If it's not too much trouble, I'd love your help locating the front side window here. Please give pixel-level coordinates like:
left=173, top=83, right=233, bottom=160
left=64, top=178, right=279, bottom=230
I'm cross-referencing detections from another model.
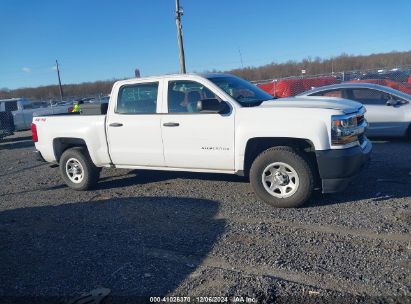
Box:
left=117, top=82, right=158, bottom=114
left=168, top=80, right=218, bottom=113
left=350, top=89, right=389, bottom=105
left=207, top=75, right=272, bottom=107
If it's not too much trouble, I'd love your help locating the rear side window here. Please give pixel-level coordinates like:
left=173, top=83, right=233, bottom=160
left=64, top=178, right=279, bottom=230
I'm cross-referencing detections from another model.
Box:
left=312, top=89, right=343, bottom=98
left=116, top=82, right=158, bottom=114
left=5, top=101, right=18, bottom=112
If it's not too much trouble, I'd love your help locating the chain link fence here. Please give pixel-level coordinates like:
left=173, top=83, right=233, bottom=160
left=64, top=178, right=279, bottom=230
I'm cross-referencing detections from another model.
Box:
left=255, top=66, right=411, bottom=98
left=0, top=111, right=14, bottom=140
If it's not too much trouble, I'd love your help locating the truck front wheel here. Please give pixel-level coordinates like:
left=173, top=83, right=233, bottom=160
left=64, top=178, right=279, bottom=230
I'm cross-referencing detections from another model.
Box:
left=250, top=146, right=314, bottom=208
left=60, top=147, right=100, bottom=191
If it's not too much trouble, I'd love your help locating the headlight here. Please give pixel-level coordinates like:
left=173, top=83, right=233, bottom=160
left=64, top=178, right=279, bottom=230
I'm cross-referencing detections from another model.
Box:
left=331, top=114, right=360, bottom=145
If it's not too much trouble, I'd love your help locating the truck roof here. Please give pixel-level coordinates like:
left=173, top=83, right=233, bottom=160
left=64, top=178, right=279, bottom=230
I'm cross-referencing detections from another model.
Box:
left=113, top=73, right=236, bottom=86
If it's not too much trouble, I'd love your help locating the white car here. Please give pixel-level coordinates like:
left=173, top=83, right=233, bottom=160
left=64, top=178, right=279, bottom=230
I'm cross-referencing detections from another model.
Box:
left=0, top=98, right=40, bottom=131
left=33, top=101, right=73, bottom=117
left=0, top=98, right=73, bottom=130
left=32, top=73, right=371, bottom=208
left=298, top=83, right=411, bottom=139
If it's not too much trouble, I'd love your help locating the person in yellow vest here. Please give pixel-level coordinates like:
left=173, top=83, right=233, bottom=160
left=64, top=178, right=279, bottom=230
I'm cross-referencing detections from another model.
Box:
left=71, top=102, right=81, bottom=113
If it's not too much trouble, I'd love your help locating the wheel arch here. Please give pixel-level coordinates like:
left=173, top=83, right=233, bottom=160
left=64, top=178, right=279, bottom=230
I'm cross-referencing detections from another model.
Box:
left=53, top=137, right=88, bottom=163
left=243, top=137, right=319, bottom=181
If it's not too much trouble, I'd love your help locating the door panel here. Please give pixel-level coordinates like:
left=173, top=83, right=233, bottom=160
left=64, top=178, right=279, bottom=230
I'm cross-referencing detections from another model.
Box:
left=12, top=112, right=25, bottom=131
left=106, top=81, right=165, bottom=167
left=346, top=88, right=407, bottom=137
left=365, top=105, right=407, bottom=137
left=161, top=113, right=235, bottom=170
left=107, top=115, right=164, bottom=166
left=161, top=80, right=235, bottom=170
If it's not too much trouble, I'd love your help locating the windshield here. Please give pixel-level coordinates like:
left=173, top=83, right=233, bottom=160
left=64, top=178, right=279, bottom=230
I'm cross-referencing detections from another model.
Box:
left=207, top=76, right=273, bottom=106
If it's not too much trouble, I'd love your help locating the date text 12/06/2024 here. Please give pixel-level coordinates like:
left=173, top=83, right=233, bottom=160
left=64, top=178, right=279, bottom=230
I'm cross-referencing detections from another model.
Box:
left=149, top=296, right=257, bottom=303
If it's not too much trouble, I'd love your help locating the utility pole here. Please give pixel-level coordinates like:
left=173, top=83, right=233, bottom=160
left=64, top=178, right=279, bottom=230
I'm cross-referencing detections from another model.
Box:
left=238, top=48, right=244, bottom=68
left=56, top=59, right=64, bottom=102
left=175, top=0, right=186, bottom=73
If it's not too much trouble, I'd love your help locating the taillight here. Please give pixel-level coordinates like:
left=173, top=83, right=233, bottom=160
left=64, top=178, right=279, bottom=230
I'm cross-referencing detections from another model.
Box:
left=31, top=123, right=38, bottom=142
left=68, top=107, right=73, bottom=112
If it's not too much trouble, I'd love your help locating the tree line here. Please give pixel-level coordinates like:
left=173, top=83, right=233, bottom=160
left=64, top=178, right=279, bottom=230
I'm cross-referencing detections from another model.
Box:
left=228, top=50, right=411, bottom=81
left=1, top=50, right=411, bottom=100
left=0, top=80, right=116, bottom=101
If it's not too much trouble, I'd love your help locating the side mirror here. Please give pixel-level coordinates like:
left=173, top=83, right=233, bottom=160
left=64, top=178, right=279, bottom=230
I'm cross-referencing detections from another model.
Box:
left=386, top=99, right=400, bottom=107
left=197, top=98, right=229, bottom=113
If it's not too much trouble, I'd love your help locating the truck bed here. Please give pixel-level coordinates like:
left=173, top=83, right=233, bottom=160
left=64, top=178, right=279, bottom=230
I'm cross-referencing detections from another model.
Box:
left=33, top=115, right=111, bottom=166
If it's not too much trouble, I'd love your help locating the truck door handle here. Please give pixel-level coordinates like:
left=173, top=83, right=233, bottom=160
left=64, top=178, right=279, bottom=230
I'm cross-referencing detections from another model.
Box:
left=163, top=122, right=180, bottom=127
left=109, top=122, right=123, bottom=127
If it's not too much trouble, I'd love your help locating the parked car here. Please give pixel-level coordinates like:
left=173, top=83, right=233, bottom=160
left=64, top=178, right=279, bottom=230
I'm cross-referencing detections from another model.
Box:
left=0, top=98, right=40, bottom=131
left=350, top=79, right=411, bottom=95
left=0, top=111, right=15, bottom=140
left=0, top=98, right=74, bottom=128
left=359, top=69, right=410, bottom=83
left=32, top=73, right=371, bottom=208
left=298, top=83, right=411, bottom=139
left=257, top=76, right=340, bottom=98
left=33, top=101, right=73, bottom=117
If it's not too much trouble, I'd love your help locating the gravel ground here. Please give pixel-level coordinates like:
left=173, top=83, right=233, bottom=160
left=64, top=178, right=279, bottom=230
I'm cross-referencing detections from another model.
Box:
left=0, top=131, right=410, bottom=303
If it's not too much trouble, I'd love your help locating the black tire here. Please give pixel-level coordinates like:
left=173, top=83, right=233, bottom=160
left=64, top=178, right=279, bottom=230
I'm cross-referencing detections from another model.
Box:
left=407, top=124, right=411, bottom=141
left=249, top=146, right=314, bottom=208
left=59, top=147, right=100, bottom=191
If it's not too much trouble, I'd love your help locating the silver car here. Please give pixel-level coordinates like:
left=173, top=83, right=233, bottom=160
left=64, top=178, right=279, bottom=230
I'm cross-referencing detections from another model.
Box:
left=298, top=83, right=411, bottom=139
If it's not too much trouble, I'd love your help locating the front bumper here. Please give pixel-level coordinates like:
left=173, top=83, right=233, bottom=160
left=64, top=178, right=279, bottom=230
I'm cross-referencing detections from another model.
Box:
left=315, top=140, right=372, bottom=193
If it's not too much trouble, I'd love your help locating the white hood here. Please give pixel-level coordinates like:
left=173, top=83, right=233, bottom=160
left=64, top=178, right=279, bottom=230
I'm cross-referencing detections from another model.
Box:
left=260, top=96, right=363, bottom=114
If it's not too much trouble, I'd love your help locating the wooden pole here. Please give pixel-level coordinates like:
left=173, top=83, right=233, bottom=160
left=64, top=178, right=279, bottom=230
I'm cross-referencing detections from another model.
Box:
left=56, top=59, right=64, bottom=102
left=175, top=0, right=186, bottom=73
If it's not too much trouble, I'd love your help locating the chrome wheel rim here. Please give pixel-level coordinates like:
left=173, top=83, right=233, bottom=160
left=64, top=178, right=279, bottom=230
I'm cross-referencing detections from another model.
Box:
left=66, top=158, right=84, bottom=184
left=262, top=162, right=299, bottom=198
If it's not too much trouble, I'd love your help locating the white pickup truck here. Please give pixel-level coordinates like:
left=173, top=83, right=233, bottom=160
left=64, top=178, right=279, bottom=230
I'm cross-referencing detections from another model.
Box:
left=0, top=98, right=39, bottom=131
left=32, top=73, right=371, bottom=208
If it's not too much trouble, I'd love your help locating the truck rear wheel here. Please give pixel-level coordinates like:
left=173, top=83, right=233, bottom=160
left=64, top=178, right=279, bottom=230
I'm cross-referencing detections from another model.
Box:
left=60, top=147, right=100, bottom=191
left=249, top=146, right=314, bottom=208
